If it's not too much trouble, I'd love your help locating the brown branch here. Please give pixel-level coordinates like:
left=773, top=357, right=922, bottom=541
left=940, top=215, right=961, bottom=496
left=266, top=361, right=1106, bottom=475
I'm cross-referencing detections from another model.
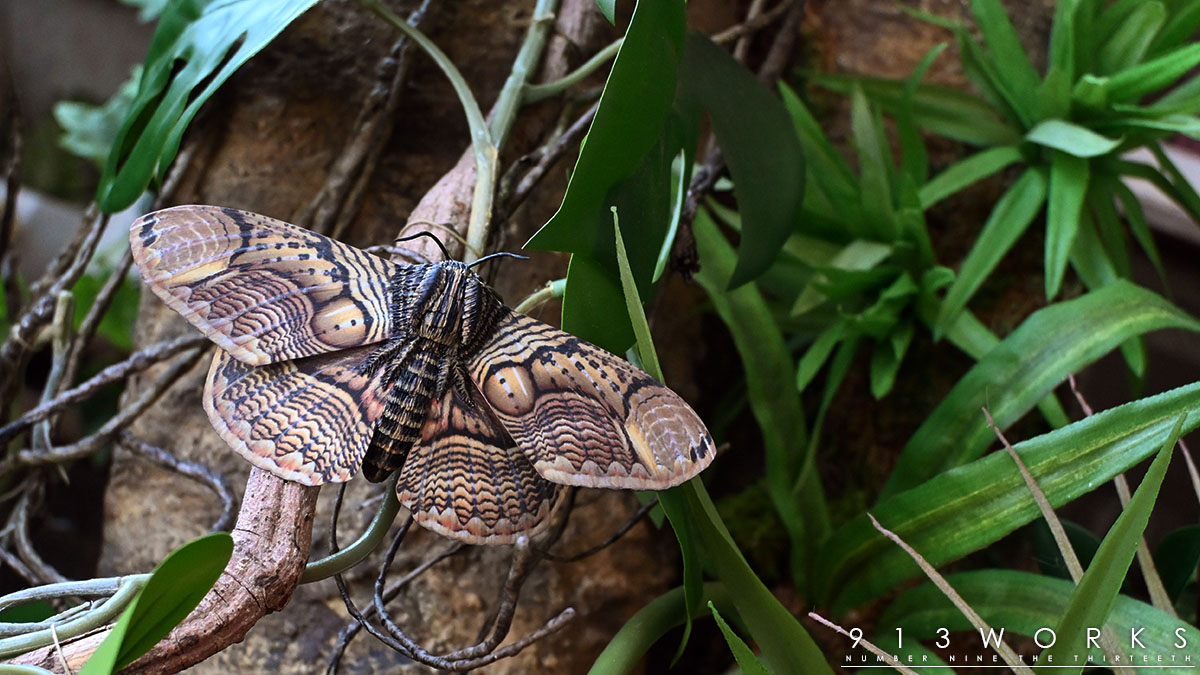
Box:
left=9, top=469, right=321, bottom=672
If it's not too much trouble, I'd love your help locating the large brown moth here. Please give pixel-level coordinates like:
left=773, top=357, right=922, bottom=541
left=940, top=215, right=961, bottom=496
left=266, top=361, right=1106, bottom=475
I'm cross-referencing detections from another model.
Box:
left=130, top=205, right=714, bottom=545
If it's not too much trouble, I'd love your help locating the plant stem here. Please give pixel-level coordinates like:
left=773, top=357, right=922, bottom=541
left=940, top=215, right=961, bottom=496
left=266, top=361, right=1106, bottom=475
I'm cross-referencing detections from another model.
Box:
left=300, top=478, right=401, bottom=583
left=523, top=38, right=622, bottom=104
left=363, top=0, right=562, bottom=263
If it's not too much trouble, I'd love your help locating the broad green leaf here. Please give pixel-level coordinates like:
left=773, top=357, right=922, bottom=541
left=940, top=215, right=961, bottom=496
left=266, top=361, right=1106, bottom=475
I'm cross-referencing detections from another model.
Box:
left=709, top=603, right=769, bottom=675
left=595, top=0, right=615, bottom=24
left=1097, top=1, right=1166, bottom=75
left=880, top=570, right=1200, bottom=664
left=55, top=68, right=141, bottom=168
left=1025, top=119, right=1121, bottom=158
left=528, top=0, right=685, bottom=352
left=1155, top=525, right=1200, bottom=602
left=1107, top=42, right=1200, bottom=102
left=918, top=145, right=1024, bottom=209
left=1036, top=66, right=1071, bottom=120
left=97, top=0, right=322, bottom=212
left=935, top=167, right=1047, bottom=336
left=1044, top=150, right=1088, bottom=299
left=613, top=214, right=700, bottom=658
left=682, top=33, right=805, bottom=288
left=1039, top=417, right=1181, bottom=674
left=889, top=281, right=1199, bottom=497
left=81, top=532, right=232, bottom=674
left=818, top=381, right=1200, bottom=612
left=816, top=75, right=1021, bottom=147
left=969, top=0, right=1041, bottom=124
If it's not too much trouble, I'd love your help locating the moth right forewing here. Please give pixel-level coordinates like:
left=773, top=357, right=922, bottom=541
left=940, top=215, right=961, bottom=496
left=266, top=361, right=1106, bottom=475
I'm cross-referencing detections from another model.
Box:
left=468, top=312, right=715, bottom=491
left=204, top=345, right=389, bottom=485
left=131, top=205, right=398, bottom=366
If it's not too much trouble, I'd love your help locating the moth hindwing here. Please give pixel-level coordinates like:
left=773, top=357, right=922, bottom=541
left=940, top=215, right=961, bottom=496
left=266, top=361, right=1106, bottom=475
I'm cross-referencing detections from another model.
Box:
left=131, top=205, right=716, bottom=545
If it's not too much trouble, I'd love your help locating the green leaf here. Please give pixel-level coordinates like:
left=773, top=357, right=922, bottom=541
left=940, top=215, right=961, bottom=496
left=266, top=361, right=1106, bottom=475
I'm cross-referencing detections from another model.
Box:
left=869, top=320, right=914, bottom=400
left=1039, top=416, right=1181, bottom=674
left=694, top=210, right=828, bottom=578
left=934, top=167, right=1047, bottom=336
left=709, top=603, right=770, bottom=675
left=595, top=0, right=615, bottom=24
left=1032, top=518, right=1100, bottom=580
left=589, top=583, right=731, bottom=675
left=681, top=33, right=805, bottom=288
left=528, top=0, right=685, bottom=352
left=54, top=68, right=142, bottom=168
left=1149, top=0, right=1200, bottom=56
left=1097, top=0, right=1166, bottom=75
left=880, top=570, right=1200, bottom=664
left=778, top=82, right=859, bottom=217
left=1155, top=525, right=1200, bottom=602
left=1044, top=150, right=1088, bottom=299
left=97, top=0, right=322, bottom=212
left=1025, top=119, right=1121, bottom=158
left=918, top=145, right=1024, bottom=209
left=613, top=212, right=700, bottom=659
left=683, top=481, right=832, bottom=675
left=969, top=0, right=1041, bottom=124
left=899, top=44, right=947, bottom=184
left=1047, top=0, right=1080, bottom=80
left=850, top=86, right=896, bottom=240
left=889, top=281, right=1200, bottom=498
left=795, top=322, right=847, bottom=394
left=81, top=532, right=232, bottom=674
left=1107, top=42, right=1200, bottom=102
left=818, top=381, right=1200, bottom=612
left=817, top=74, right=1021, bottom=147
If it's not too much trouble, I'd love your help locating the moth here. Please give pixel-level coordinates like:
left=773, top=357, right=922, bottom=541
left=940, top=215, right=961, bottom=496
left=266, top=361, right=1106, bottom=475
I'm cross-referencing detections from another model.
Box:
left=129, top=205, right=714, bottom=545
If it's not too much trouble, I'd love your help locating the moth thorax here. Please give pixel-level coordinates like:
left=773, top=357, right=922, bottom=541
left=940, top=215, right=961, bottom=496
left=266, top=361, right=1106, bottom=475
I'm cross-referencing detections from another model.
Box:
left=397, top=262, right=497, bottom=347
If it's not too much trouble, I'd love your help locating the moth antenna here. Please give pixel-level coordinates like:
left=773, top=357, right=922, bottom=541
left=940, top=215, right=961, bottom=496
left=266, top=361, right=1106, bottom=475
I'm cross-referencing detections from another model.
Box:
left=394, top=231, right=452, bottom=261
left=467, top=251, right=529, bottom=269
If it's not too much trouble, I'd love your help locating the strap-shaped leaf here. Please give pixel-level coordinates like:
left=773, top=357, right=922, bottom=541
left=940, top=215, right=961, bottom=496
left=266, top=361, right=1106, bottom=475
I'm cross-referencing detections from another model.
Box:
left=819, top=380, right=1200, bottom=613
left=887, top=281, right=1199, bottom=498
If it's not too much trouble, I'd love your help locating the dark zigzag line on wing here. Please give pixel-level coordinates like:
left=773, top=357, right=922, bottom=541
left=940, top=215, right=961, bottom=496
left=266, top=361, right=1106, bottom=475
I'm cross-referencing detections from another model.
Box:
left=410, top=441, right=523, bottom=526
left=191, top=280, right=389, bottom=344
left=223, top=208, right=389, bottom=336
left=222, top=354, right=362, bottom=428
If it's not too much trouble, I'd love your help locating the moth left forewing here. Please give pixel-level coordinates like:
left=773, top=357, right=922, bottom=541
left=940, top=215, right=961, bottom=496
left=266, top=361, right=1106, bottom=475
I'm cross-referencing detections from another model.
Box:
left=398, top=386, right=561, bottom=545
left=132, top=205, right=397, bottom=366
left=205, top=345, right=388, bottom=485
left=469, top=312, right=714, bottom=490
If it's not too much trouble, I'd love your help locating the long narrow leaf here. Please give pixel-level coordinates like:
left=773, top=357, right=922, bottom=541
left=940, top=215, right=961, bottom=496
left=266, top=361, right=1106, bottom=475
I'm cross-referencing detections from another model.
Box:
left=969, top=0, right=1041, bottom=124
left=819, top=382, right=1200, bottom=612
left=1039, top=417, right=1182, bottom=674
left=890, top=281, right=1199, bottom=498
left=1107, top=42, right=1200, bottom=102
left=919, top=146, right=1024, bottom=209
left=880, top=570, right=1200, bottom=664
left=1044, top=151, right=1089, bottom=298
left=935, top=167, right=1047, bottom=337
